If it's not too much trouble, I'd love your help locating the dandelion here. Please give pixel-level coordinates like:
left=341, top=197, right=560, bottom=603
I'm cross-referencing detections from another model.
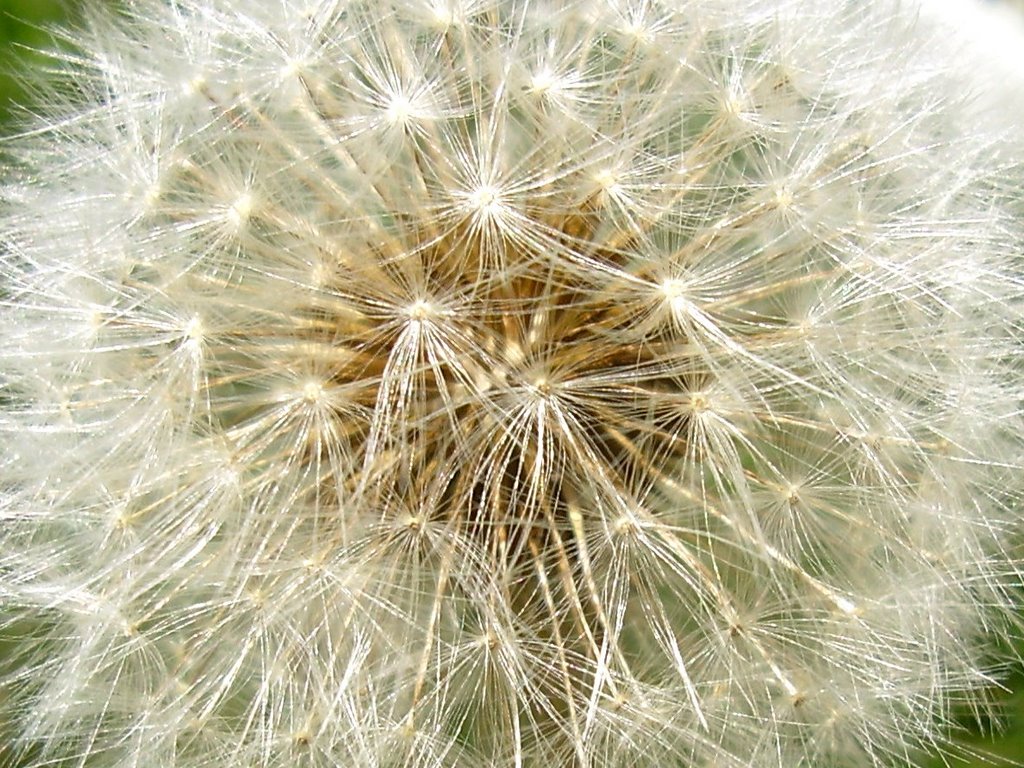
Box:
left=1, top=1, right=1022, bottom=766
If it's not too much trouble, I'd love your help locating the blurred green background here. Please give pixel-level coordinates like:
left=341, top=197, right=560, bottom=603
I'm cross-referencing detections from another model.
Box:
left=0, top=0, right=74, bottom=120
left=1, top=1, right=1022, bottom=766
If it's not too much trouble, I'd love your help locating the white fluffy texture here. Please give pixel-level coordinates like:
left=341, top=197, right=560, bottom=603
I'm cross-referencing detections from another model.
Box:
left=1, top=1, right=1023, bottom=766
left=919, top=0, right=1024, bottom=112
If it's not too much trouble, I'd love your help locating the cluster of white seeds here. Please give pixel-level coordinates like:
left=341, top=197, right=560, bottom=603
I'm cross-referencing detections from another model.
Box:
left=1, top=1, right=1023, bottom=766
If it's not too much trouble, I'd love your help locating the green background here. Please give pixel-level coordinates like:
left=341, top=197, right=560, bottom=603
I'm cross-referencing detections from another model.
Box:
left=1, top=2, right=1022, bottom=766
left=0, top=0, right=72, bottom=120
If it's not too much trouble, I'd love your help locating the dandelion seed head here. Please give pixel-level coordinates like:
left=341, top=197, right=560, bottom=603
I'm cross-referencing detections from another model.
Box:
left=1, top=1, right=1022, bottom=767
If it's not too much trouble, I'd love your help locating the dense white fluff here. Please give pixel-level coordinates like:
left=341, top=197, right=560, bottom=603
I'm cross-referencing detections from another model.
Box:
left=1, top=1, right=1023, bottom=766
